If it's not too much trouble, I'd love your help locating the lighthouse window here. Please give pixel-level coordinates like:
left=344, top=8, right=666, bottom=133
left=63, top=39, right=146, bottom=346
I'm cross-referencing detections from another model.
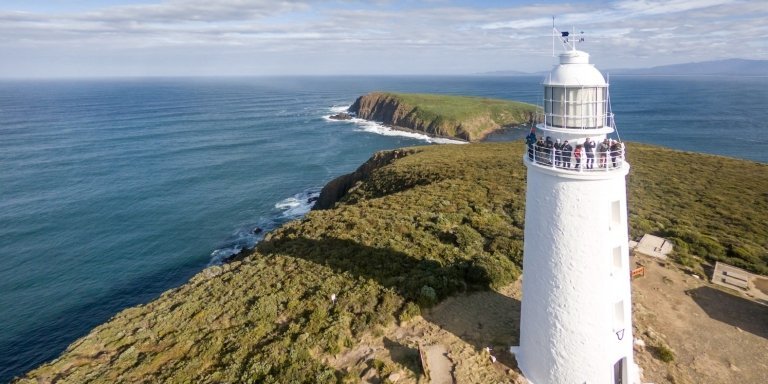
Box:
left=597, top=88, right=607, bottom=127
left=552, top=87, right=565, bottom=127
left=614, top=300, right=625, bottom=329
left=566, top=88, right=581, bottom=128
left=613, top=246, right=623, bottom=269
left=545, top=86, right=609, bottom=129
left=611, top=200, right=621, bottom=228
left=545, top=87, right=553, bottom=114
left=614, top=358, right=626, bottom=384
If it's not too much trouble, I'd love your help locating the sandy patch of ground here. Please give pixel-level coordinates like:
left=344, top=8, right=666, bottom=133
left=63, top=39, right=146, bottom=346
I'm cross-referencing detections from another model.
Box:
left=327, top=283, right=526, bottom=383
left=329, top=256, right=768, bottom=383
left=631, top=255, right=768, bottom=383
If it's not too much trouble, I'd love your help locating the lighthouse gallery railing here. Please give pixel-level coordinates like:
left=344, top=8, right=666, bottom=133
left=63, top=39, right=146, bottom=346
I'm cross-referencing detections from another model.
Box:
left=526, top=144, right=627, bottom=171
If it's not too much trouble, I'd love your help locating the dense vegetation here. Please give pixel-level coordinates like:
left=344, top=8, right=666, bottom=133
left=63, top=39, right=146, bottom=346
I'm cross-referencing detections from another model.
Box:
left=626, top=145, right=768, bottom=275
left=350, top=92, right=539, bottom=141
left=17, top=142, right=767, bottom=383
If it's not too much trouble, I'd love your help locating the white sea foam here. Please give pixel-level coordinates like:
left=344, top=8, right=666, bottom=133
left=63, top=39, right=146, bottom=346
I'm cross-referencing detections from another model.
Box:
left=329, top=104, right=351, bottom=114
left=208, top=187, right=321, bottom=265
left=325, top=105, right=466, bottom=145
left=275, top=188, right=321, bottom=218
left=349, top=117, right=467, bottom=144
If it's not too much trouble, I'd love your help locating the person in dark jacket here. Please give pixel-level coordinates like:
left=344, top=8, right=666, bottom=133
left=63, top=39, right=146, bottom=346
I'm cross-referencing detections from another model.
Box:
left=544, top=136, right=554, bottom=165
left=598, top=139, right=610, bottom=168
left=561, top=140, right=573, bottom=168
left=583, top=137, right=596, bottom=169
left=554, top=139, right=563, bottom=167
left=526, top=131, right=537, bottom=161
left=535, top=136, right=545, bottom=164
left=611, top=139, right=624, bottom=167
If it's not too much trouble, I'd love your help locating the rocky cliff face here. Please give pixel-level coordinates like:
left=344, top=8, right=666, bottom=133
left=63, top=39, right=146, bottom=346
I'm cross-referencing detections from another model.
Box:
left=314, top=148, right=416, bottom=210
left=349, top=92, right=537, bottom=142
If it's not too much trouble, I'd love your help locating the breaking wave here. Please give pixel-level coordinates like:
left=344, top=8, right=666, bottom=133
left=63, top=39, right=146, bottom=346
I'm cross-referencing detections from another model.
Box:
left=208, top=187, right=321, bottom=265
left=324, top=105, right=467, bottom=145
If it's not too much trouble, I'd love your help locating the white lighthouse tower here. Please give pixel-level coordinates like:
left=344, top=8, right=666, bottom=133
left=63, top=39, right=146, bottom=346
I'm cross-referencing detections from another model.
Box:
left=514, top=31, right=638, bottom=384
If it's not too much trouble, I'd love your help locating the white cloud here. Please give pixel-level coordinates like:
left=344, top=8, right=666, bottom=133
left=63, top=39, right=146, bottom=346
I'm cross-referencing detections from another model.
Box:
left=614, top=0, right=737, bottom=16
left=0, top=0, right=765, bottom=77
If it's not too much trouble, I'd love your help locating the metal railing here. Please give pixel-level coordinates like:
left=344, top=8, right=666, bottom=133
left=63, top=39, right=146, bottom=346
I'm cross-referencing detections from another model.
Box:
left=525, top=143, right=626, bottom=172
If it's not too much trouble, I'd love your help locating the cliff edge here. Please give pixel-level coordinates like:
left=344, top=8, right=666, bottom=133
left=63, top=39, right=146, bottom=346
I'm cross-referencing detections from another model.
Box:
left=349, top=92, right=539, bottom=142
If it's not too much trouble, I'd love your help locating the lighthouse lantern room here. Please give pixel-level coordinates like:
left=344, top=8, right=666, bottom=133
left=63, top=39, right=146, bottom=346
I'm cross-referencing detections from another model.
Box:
left=513, top=29, right=639, bottom=384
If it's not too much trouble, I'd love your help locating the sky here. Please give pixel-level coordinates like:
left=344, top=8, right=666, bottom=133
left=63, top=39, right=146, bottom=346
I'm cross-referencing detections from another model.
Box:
left=0, top=0, right=766, bottom=77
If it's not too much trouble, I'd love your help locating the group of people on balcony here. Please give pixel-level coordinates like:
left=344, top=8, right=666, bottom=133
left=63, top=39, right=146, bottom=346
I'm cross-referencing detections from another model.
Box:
left=525, top=131, right=625, bottom=170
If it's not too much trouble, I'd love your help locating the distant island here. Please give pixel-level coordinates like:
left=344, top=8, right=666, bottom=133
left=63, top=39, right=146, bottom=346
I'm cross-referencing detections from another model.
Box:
left=338, top=92, right=539, bottom=142
left=478, top=58, right=768, bottom=77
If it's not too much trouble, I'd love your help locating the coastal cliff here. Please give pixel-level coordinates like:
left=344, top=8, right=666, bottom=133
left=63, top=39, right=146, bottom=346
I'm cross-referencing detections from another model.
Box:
left=15, top=143, right=768, bottom=383
left=349, top=92, right=539, bottom=142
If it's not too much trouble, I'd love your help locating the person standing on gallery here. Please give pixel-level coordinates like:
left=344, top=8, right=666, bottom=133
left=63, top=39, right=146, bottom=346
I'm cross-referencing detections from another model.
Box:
left=598, top=139, right=610, bottom=168
left=544, top=136, right=554, bottom=165
left=610, top=139, right=619, bottom=167
left=526, top=130, right=537, bottom=161
left=554, top=139, right=563, bottom=167
left=561, top=140, right=573, bottom=168
left=583, top=137, right=596, bottom=169
left=535, top=136, right=545, bottom=164
left=574, top=144, right=583, bottom=169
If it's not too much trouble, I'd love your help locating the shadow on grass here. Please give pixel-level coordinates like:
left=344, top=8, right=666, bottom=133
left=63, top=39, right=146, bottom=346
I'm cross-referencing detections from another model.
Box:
left=686, top=286, right=768, bottom=339
left=256, top=235, right=521, bottom=352
left=382, top=337, right=422, bottom=377
left=423, top=291, right=520, bottom=367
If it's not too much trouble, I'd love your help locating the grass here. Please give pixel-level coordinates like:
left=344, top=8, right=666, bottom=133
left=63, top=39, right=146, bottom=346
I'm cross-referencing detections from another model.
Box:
left=650, top=344, right=676, bottom=363
left=17, top=142, right=767, bottom=383
left=386, top=92, right=537, bottom=125
left=626, top=144, right=768, bottom=275
left=353, top=92, right=540, bottom=141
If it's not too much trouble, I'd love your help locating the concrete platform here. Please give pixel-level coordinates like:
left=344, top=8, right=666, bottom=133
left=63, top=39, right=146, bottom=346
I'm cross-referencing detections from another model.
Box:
left=712, top=261, right=768, bottom=306
left=632, top=234, right=673, bottom=260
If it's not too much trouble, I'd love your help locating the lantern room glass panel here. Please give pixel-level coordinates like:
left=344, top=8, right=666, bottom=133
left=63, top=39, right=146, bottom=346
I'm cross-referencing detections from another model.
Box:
left=544, top=86, right=607, bottom=129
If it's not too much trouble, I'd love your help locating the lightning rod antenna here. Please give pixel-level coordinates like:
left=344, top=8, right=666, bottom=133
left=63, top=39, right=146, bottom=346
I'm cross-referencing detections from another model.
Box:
left=552, top=16, right=556, bottom=57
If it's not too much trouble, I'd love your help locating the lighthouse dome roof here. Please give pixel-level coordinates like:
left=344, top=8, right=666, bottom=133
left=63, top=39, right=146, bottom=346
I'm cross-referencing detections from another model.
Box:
left=544, top=50, right=606, bottom=87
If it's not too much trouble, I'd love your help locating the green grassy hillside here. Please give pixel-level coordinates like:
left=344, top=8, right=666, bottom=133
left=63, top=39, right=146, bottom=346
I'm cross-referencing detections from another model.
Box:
left=350, top=92, right=540, bottom=141
left=17, top=142, right=767, bottom=383
left=627, top=146, right=768, bottom=274
left=390, top=93, right=535, bottom=126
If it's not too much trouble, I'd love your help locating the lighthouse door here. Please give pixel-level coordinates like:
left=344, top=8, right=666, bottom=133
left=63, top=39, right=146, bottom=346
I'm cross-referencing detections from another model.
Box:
left=613, top=357, right=625, bottom=384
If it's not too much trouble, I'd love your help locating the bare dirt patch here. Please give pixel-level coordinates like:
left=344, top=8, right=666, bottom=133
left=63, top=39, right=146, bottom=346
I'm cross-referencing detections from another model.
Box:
left=632, top=255, right=768, bottom=383
left=330, top=256, right=768, bottom=383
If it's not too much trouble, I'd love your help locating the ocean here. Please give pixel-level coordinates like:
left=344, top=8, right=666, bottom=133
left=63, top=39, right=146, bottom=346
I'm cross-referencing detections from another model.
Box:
left=0, top=75, right=766, bottom=381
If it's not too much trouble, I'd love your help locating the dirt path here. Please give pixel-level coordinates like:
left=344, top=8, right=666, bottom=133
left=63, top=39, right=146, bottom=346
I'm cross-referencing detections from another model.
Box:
left=423, top=344, right=453, bottom=384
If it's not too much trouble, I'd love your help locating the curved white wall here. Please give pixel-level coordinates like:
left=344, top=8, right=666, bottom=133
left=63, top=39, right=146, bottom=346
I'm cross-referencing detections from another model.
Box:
left=518, top=161, right=636, bottom=383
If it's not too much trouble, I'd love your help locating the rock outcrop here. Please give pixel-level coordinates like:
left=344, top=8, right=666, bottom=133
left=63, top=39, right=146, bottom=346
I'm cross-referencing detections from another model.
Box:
left=328, top=112, right=353, bottom=120
left=314, top=148, right=416, bottom=210
left=348, top=92, right=539, bottom=142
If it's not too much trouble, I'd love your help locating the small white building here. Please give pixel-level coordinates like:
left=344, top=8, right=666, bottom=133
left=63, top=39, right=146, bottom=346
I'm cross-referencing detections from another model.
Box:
left=513, top=32, right=639, bottom=384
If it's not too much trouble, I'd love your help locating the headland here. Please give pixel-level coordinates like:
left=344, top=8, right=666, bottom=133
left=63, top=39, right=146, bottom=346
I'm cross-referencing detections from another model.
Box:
left=344, top=92, right=540, bottom=142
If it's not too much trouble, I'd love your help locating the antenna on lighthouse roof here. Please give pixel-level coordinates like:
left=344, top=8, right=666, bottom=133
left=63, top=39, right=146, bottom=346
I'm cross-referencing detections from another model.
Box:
left=551, top=16, right=556, bottom=57
left=552, top=20, right=586, bottom=53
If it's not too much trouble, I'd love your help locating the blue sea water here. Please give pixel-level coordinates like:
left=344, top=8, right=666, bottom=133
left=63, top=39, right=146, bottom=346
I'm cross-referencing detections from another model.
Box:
left=0, top=76, right=766, bottom=381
